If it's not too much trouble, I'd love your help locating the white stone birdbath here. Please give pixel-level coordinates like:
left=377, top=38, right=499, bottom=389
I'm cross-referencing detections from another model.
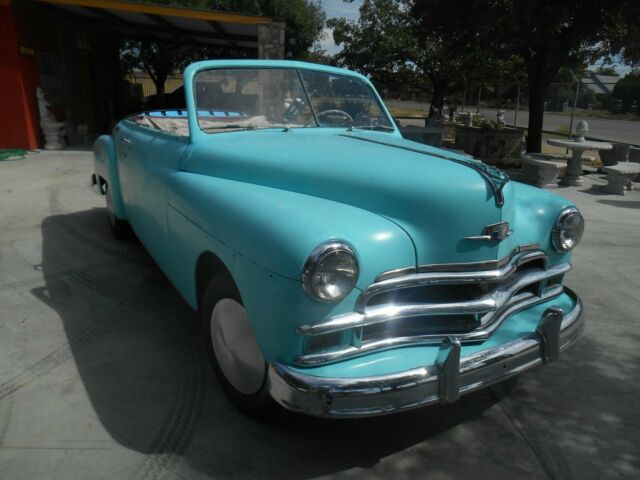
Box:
left=546, top=121, right=612, bottom=186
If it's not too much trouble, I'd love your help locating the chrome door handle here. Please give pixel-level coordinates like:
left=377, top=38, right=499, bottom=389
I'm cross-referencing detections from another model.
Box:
left=120, top=137, right=131, bottom=144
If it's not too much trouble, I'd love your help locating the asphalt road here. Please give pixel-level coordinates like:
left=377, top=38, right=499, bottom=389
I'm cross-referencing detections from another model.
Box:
left=386, top=99, right=640, bottom=145
left=0, top=150, right=639, bottom=479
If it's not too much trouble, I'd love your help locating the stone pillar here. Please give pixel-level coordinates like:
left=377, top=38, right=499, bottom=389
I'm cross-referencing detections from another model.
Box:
left=258, top=22, right=285, bottom=59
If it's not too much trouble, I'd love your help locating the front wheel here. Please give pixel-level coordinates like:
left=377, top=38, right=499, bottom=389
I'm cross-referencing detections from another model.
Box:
left=201, top=273, right=276, bottom=416
left=104, top=183, right=133, bottom=241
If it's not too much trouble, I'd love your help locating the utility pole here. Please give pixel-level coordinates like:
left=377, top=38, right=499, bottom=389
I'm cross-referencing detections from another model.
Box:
left=568, top=71, right=580, bottom=139
left=514, top=82, right=520, bottom=128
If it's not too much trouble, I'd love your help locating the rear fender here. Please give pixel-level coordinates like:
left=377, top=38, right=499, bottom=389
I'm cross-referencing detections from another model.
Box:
left=92, top=134, right=126, bottom=219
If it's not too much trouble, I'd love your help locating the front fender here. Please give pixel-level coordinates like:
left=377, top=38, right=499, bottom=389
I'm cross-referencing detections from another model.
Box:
left=498, top=181, right=576, bottom=266
left=167, top=172, right=416, bottom=290
left=164, top=172, right=416, bottom=363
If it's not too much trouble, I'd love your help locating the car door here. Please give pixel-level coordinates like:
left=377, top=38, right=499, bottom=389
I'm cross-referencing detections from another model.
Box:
left=112, top=122, right=142, bottom=228
left=134, top=126, right=190, bottom=270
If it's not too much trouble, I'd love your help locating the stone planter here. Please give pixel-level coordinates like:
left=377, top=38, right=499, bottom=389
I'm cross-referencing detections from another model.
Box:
left=599, top=143, right=632, bottom=166
left=400, top=125, right=444, bottom=147
left=628, top=147, right=640, bottom=182
left=454, top=125, right=524, bottom=166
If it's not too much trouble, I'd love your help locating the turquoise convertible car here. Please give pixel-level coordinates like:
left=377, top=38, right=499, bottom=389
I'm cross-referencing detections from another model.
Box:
left=92, top=60, right=584, bottom=418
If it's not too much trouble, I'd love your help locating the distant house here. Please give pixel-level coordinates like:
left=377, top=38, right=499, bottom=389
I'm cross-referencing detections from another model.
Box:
left=581, top=74, right=621, bottom=96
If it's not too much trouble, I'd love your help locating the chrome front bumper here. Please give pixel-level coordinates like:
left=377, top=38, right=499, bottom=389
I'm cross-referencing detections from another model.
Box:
left=267, top=289, right=583, bottom=418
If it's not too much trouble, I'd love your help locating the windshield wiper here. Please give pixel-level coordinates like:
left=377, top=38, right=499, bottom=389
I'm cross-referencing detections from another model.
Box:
left=351, top=125, right=395, bottom=132
left=202, top=124, right=256, bottom=132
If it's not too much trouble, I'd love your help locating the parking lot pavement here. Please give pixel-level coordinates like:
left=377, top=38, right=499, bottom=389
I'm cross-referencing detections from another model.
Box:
left=0, top=149, right=638, bottom=480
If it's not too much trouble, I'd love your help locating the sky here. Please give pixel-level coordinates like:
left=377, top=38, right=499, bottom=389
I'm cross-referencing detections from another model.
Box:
left=317, top=0, right=362, bottom=55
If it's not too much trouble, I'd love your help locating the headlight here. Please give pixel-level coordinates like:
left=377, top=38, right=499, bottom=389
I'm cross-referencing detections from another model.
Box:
left=302, top=241, right=359, bottom=303
left=552, top=207, right=584, bottom=252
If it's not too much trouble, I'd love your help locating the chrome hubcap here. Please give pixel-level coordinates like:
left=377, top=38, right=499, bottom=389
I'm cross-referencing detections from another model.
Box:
left=210, top=299, right=265, bottom=395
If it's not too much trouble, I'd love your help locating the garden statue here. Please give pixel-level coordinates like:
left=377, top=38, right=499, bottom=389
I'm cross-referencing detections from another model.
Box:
left=575, top=120, right=588, bottom=142
left=496, top=109, right=506, bottom=128
left=36, top=87, right=64, bottom=150
left=427, top=107, right=441, bottom=126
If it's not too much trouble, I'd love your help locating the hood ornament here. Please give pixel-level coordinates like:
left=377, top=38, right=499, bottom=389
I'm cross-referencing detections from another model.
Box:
left=465, top=222, right=512, bottom=241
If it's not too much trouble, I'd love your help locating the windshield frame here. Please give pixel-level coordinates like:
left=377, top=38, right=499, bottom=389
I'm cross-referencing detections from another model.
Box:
left=190, top=66, right=396, bottom=135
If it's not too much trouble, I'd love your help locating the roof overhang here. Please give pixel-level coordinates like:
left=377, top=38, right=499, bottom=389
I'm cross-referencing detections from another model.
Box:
left=33, top=0, right=273, bottom=50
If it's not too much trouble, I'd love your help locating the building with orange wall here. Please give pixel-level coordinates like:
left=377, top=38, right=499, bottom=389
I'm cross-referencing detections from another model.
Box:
left=0, top=0, right=282, bottom=150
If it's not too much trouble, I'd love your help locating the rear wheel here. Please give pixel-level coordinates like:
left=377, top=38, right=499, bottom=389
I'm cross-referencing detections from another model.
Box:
left=104, top=182, right=133, bottom=241
left=201, top=273, right=276, bottom=416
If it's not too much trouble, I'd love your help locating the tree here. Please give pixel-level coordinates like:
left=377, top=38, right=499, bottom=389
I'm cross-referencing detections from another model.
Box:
left=120, top=1, right=325, bottom=98
left=130, top=0, right=325, bottom=58
left=411, top=0, right=640, bottom=152
left=595, top=66, right=619, bottom=76
left=329, top=0, right=516, bottom=117
left=612, top=71, right=640, bottom=114
left=329, top=1, right=415, bottom=90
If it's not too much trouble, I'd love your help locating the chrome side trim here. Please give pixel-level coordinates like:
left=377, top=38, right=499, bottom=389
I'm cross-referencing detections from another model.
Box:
left=268, top=289, right=583, bottom=418
left=464, top=221, right=512, bottom=242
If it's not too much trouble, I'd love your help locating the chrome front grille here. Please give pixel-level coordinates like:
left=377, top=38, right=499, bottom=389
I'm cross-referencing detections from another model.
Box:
left=296, top=248, right=569, bottom=366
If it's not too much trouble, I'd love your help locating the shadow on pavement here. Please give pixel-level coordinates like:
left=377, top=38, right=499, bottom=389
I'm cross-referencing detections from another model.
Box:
left=35, top=208, right=516, bottom=479
left=577, top=184, right=610, bottom=196
left=597, top=199, right=640, bottom=209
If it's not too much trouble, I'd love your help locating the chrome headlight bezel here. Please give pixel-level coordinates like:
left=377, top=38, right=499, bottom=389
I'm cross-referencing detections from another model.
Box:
left=552, top=206, right=584, bottom=252
left=302, top=241, right=359, bottom=303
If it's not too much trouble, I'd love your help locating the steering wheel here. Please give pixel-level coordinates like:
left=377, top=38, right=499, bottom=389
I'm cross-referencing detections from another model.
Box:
left=317, top=109, right=354, bottom=126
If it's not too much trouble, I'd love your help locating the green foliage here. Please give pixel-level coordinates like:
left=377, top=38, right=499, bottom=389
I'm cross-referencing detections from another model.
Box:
left=120, top=40, right=247, bottom=94
left=301, top=46, right=336, bottom=66
left=595, top=66, right=620, bottom=76
left=411, top=0, right=640, bottom=151
left=612, top=71, right=640, bottom=113
left=120, top=0, right=326, bottom=93
left=128, top=0, right=325, bottom=58
left=329, top=0, right=522, bottom=116
left=328, top=0, right=415, bottom=88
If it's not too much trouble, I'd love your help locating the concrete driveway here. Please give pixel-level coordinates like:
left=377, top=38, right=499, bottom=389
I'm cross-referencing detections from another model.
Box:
left=0, top=150, right=638, bottom=480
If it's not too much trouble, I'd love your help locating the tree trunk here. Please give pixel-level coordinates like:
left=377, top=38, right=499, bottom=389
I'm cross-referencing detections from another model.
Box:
left=526, top=83, right=547, bottom=153
left=525, top=62, right=555, bottom=153
left=429, top=81, right=446, bottom=119
left=154, top=74, right=167, bottom=99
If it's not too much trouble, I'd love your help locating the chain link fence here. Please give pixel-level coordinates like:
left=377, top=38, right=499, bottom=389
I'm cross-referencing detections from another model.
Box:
left=389, top=79, right=640, bottom=146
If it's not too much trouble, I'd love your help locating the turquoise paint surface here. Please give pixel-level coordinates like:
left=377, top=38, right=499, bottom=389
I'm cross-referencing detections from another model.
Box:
left=92, top=59, right=580, bottom=369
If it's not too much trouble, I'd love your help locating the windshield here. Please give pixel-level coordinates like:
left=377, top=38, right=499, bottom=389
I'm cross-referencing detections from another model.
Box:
left=193, top=68, right=393, bottom=133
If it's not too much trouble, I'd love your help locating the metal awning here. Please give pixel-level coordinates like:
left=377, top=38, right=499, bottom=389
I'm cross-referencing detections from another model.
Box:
left=34, top=0, right=273, bottom=51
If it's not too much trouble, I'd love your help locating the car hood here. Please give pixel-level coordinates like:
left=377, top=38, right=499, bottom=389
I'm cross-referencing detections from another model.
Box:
left=185, top=129, right=551, bottom=267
